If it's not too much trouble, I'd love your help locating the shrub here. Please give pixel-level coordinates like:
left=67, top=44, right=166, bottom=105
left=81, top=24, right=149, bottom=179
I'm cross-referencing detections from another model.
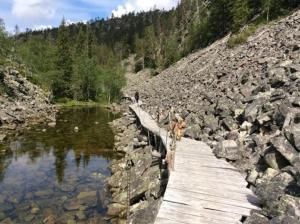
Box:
left=134, top=59, right=144, bottom=73
left=227, top=24, right=258, bottom=48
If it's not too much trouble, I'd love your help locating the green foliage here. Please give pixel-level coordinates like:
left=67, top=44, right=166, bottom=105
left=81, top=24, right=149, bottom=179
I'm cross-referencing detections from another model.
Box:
left=143, top=26, right=157, bottom=69
left=0, top=70, right=14, bottom=96
left=164, top=34, right=181, bottom=68
left=184, top=17, right=211, bottom=53
left=231, top=0, right=250, bottom=32
left=134, top=58, right=144, bottom=73
left=1, top=0, right=298, bottom=104
left=100, top=67, right=126, bottom=103
left=208, top=0, right=233, bottom=39
left=0, top=18, right=11, bottom=63
left=55, top=18, right=73, bottom=98
left=227, top=24, right=259, bottom=48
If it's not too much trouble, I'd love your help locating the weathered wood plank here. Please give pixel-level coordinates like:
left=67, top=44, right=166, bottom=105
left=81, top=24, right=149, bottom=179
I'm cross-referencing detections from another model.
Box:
left=167, top=180, right=254, bottom=196
left=159, top=201, right=241, bottom=222
left=157, top=210, right=236, bottom=224
left=164, top=188, right=260, bottom=209
left=170, top=172, right=247, bottom=187
left=171, top=170, right=248, bottom=185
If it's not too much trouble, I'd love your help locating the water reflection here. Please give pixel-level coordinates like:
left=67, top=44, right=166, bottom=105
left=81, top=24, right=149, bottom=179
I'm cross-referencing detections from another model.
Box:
left=0, top=107, right=120, bottom=223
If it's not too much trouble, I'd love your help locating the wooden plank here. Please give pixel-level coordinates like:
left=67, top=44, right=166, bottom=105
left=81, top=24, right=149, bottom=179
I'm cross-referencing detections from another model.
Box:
left=172, top=166, right=246, bottom=180
left=157, top=210, right=235, bottom=224
left=168, top=175, right=248, bottom=192
left=160, top=201, right=240, bottom=221
left=166, top=186, right=257, bottom=203
left=155, top=217, right=189, bottom=224
left=164, top=188, right=260, bottom=209
left=159, top=201, right=241, bottom=222
left=173, top=160, right=239, bottom=171
left=162, top=195, right=252, bottom=216
left=168, top=172, right=247, bottom=187
left=167, top=179, right=254, bottom=196
left=170, top=169, right=248, bottom=185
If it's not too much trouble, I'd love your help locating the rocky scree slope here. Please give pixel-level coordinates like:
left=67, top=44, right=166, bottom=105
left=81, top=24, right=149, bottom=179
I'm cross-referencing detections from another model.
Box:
left=0, top=66, right=55, bottom=138
left=127, top=10, right=300, bottom=223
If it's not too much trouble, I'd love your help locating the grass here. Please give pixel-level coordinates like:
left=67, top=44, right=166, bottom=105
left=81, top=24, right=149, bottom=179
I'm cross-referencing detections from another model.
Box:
left=227, top=11, right=292, bottom=48
left=227, top=24, right=261, bottom=48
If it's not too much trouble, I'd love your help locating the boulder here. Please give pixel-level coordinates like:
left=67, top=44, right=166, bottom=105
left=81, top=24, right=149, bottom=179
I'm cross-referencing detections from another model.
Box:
left=284, top=123, right=300, bottom=152
left=270, top=136, right=299, bottom=165
left=221, top=117, right=238, bottom=131
left=244, top=99, right=264, bottom=123
left=213, top=140, right=240, bottom=161
left=0, top=134, right=6, bottom=142
left=270, top=216, right=300, bottom=224
left=247, top=168, right=259, bottom=185
left=107, top=203, right=126, bottom=217
left=257, top=172, right=294, bottom=217
left=244, top=213, right=269, bottom=224
left=264, top=151, right=290, bottom=170
left=48, top=122, right=56, bottom=128
left=184, top=124, right=202, bottom=140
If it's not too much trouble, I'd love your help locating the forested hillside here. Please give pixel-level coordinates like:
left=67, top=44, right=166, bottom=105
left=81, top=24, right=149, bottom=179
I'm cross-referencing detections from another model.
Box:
left=0, top=0, right=299, bottom=103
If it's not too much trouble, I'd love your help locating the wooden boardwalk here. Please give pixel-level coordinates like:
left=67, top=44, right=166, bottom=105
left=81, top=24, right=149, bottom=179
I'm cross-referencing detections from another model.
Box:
left=130, top=104, right=260, bottom=224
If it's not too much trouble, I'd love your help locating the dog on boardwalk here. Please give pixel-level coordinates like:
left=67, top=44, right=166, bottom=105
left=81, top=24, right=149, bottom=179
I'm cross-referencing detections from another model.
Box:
left=169, top=113, right=186, bottom=141
left=167, top=113, right=186, bottom=171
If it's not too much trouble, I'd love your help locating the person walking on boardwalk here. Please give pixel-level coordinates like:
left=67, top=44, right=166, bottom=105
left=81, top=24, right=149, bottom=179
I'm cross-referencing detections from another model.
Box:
left=135, top=91, right=139, bottom=104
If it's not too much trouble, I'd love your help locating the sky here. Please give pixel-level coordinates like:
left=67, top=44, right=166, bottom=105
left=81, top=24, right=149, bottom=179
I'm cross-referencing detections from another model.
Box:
left=0, top=0, right=179, bottom=33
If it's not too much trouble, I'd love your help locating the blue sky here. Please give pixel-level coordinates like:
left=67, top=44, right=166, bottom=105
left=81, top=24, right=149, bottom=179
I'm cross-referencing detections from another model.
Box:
left=0, top=0, right=179, bottom=32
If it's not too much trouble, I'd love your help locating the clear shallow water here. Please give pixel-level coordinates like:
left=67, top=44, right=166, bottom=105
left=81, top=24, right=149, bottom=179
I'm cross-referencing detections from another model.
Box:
left=0, top=107, right=120, bottom=224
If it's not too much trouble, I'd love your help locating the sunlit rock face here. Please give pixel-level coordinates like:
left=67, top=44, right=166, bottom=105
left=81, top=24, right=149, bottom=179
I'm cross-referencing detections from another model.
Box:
left=125, top=10, right=300, bottom=223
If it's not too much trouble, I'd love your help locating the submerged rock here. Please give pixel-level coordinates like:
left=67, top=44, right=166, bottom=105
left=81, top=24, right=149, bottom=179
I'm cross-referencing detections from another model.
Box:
left=48, top=122, right=56, bottom=128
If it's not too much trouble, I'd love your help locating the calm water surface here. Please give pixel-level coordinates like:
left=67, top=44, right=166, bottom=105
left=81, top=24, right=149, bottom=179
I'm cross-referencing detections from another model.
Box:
left=0, top=107, right=120, bottom=224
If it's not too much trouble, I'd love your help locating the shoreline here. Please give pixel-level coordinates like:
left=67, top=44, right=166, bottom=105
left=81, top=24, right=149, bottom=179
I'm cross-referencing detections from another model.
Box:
left=107, top=101, right=168, bottom=224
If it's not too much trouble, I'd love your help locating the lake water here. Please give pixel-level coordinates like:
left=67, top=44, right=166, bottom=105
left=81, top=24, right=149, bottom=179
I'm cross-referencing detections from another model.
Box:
left=0, top=107, right=120, bottom=224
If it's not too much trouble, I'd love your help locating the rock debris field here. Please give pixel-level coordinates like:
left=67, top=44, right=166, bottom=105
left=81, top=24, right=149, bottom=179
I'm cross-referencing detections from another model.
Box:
left=127, top=10, right=300, bottom=224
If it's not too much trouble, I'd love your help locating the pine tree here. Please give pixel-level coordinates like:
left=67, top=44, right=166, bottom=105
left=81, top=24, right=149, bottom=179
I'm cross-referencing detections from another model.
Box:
left=143, top=26, right=157, bottom=68
left=53, top=18, right=73, bottom=99
left=75, top=26, right=86, bottom=56
left=231, top=0, right=250, bottom=32
left=262, top=0, right=273, bottom=21
left=0, top=18, right=7, bottom=59
left=87, top=24, right=96, bottom=59
left=164, top=34, right=180, bottom=68
left=208, top=0, right=233, bottom=39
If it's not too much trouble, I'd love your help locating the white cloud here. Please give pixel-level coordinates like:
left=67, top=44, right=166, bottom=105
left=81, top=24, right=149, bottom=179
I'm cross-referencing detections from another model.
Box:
left=12, top=0, right=56, bottom=20
left=112, top=0, right=179, bottom=17
left=33, top=24, right=53, bottom=31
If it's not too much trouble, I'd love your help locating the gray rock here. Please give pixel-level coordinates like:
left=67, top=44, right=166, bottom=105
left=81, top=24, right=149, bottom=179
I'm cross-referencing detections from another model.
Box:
left=264, top=151, right=290, bottom=170
left=107, top=203, right=126, bottom=217
left=0, top=134, right=6, bottom=142
left=245, top=213, right=269, bottom=224
left=184, top=124, right=202, bottom=140
left=48, top=122, right=56, bottom=128
left=247, top=168, right=259, bottom=185
left=271, top=136, right=299, bottom=165
left=63, top=200, right=81, bottom=211
left=257, top=172, right=294, bottom=217
left=284, top=123, right=300, bottom=152
left=214, top=140, right=240, bottom=161
left=221, top=117, right=238, bottom=131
